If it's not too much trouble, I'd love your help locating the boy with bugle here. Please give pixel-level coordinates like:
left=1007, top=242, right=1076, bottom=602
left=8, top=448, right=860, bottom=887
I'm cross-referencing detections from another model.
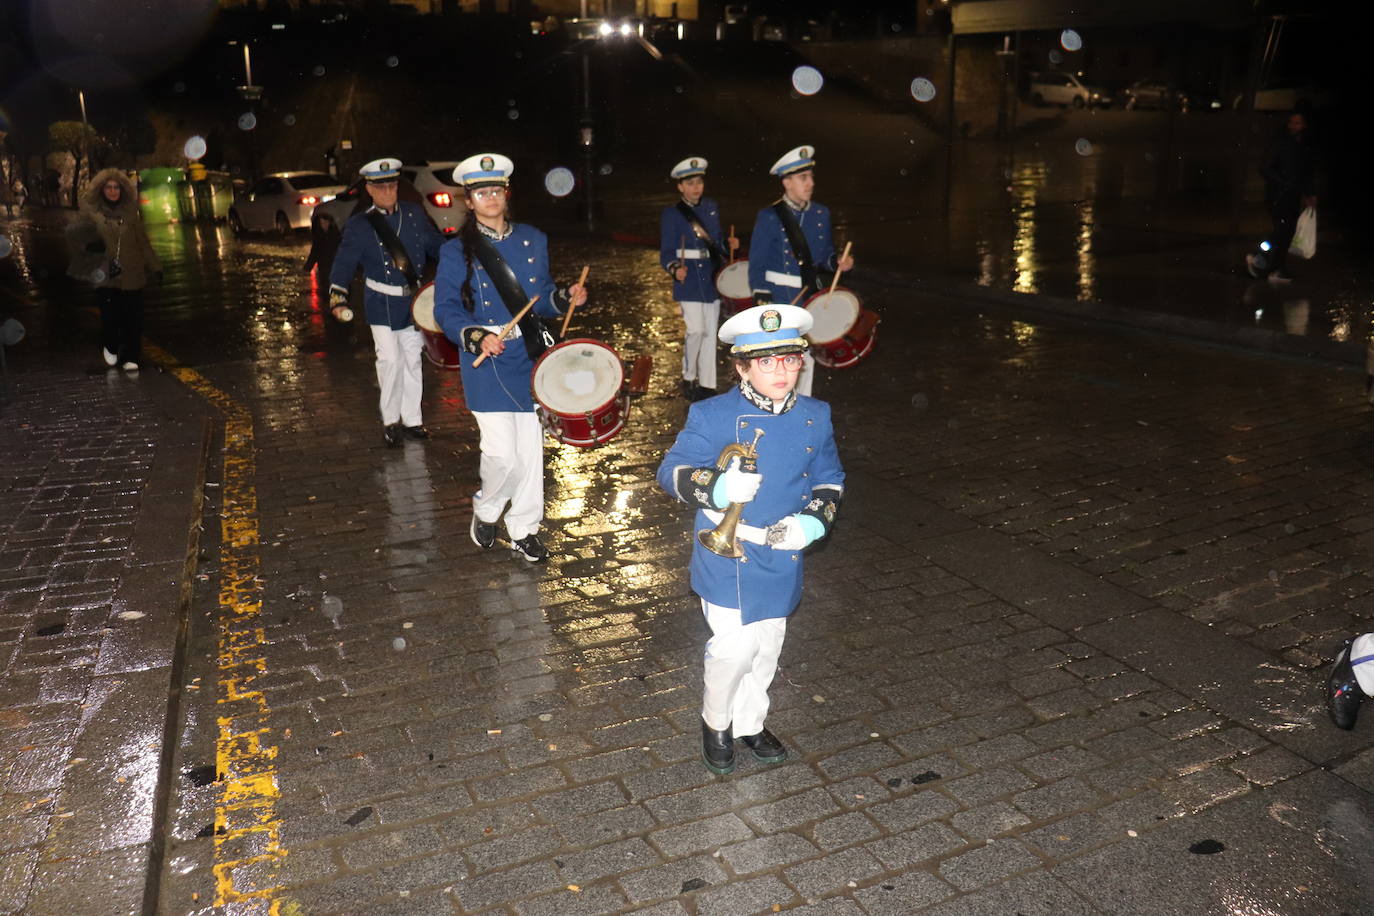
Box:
left=656, top=304, right=844, bottom=775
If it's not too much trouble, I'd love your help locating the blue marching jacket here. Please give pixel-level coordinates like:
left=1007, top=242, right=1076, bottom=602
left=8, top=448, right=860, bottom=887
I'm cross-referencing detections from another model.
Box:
left=657, top=387, right=844, bottom=623
left=328, top=202, right=445, bottom=330
left=660, top=197, right=725, bottom=304
left=747, top=201, right=837, bottom=305
left=433, top=223, right=566, bottom=413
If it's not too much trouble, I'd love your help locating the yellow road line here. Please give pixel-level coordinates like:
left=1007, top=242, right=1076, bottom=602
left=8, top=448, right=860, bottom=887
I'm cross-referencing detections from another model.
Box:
left=144, top=343, right=287, bottom=911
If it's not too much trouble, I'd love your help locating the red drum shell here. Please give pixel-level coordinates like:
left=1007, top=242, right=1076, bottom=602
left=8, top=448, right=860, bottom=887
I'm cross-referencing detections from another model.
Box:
left=531, top=338, right=629, bottom=447
left=803, top=287, right=879, bottom=370
left=410, top=282, right=461, bottom=370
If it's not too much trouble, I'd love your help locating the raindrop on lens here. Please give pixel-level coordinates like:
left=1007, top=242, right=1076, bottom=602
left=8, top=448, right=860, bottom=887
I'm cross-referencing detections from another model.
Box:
left=598, top=163, right=613, bottom=175
left=675, top=85, right=684, bottom=93
left=173, top=81, right=186, bottom=93
left=385, top=55, right=399, bottom=68
left=899, top=168, right=908, bottom=176
left=321, top=593, right=343, bottom=619
left=507, top=98, right=516, bottom=106
left=91, top=269, right=106, bottom=283
left=183, top=135, right=207, bottom=160
left=0, top=237, right=12, bottom=259
left=544, top=167, right=575, bottom=198
left=1060, top=29, right=1082, bottom=52
left=911, top=392, right=929, bottom=410
left=283, top=114, right=296, bottom=126
left=910, top=77, right=936, bottom=103
left=507, top=108, right=519, bottom=120
left=1074, top=138, right=1093, bottom=156
left=312, top=64, right=325, bottom=76
left=392, top=637, right=407, bottom=651
left=237, top=112, right=257, bottom=131
left=1048, top=49, right=1063, bottom=65
left=790, top=65, right=824, bottom=96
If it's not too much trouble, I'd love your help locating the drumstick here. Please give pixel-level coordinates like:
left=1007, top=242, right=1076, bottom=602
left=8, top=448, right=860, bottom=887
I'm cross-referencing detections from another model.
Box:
left=560, top=265, right=590, bottom=337
left=789, top=286, right=809, bottom=306
left=827, top=242, right=853, bottom=296
left=473, top=295, right=540, bottom=367
left=728, top=225, right=736, bottom=263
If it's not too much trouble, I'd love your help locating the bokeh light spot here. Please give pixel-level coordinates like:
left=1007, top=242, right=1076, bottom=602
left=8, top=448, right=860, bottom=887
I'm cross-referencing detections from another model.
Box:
left=1075, top=138, right=1093, bottom=156
left=791, top=65, right=824, bottom=96
left=544, top=167, right=575, bottom=198
left=182, top=135, right=207, bottom=160
left=910, top=77, right=936, bottom=103
left=1060, top=29, right=1082, bottom=52
left=237, top=112, right=257, bottom=131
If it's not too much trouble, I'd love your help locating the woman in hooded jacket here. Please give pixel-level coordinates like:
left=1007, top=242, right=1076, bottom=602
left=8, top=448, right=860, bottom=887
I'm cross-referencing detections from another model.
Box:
left=81, top=168, right=160, bottom=370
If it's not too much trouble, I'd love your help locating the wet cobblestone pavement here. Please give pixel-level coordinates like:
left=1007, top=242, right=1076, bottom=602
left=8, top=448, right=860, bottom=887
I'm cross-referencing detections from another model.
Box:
left=3, top=218, right=1374, bottom=915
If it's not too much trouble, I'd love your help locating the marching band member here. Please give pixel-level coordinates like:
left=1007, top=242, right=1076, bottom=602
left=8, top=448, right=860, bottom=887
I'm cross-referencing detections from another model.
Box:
left=656, top=304, right=844, bottom=774
left=747, top=145, right=854, bottom=397
left=1327, top=635, right=1374, bottom=730
left=659, top=156, right=737, bottom=402
left=433, top=153, right=588, bottom=564
left=329, top=157, right=445, bottom=446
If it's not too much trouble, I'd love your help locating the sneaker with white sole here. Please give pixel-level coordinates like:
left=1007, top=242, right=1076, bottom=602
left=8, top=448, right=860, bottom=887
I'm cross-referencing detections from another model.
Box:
left=470, top=515, right=497, bottom=550
left=511, top=533, right=549, bottom=563
left=103, top=348, right=118, bottom=366
left=121, top=361, right=139, bottom=371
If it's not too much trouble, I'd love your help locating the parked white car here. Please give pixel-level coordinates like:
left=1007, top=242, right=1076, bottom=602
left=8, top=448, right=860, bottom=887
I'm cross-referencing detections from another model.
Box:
left=399, top=161, right=466, bottom=237
left=229, top=172, right=345, bottom=235
left=1027, top=71, right=1110, bottom=108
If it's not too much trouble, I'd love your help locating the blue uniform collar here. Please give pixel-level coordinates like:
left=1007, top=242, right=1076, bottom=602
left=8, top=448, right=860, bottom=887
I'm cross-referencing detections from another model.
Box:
left=476, top=220, right=514, bottom=241
left=739, top=380, right=796, bottom=414
left=783, top=196, right=810, bottom=213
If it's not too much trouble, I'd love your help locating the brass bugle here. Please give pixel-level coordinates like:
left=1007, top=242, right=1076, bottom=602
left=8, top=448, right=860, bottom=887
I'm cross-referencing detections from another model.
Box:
left=698, top=428, right=764, bottom=558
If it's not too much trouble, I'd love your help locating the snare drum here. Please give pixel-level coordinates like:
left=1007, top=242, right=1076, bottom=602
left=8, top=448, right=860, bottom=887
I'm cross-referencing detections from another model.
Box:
left=531, top=339, right=629, bottom=447
left=714, top=260, right=753, bottom=315
left=804, top=287, right=879, bottom=369
left=410, top=282, right=461, bottom=370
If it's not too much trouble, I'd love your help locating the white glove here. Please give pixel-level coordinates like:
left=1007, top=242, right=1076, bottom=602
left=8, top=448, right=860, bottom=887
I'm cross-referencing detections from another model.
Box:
left=766, top=515, right=808, bottom=551
left=715, top=458, right=762, bottom=506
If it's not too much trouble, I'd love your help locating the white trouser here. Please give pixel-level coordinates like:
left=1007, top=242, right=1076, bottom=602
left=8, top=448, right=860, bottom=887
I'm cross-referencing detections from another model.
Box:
left=679, top=299, right=720, bottom=389
left=701, top=599, right=787, bottom=736
left=795, top=350, right=815, bottom=397
left=371, top=324, right=424, bottom=426
left=1352, top=633, right=1374, bottom=696
left=472, top=411, right=544, bottom=540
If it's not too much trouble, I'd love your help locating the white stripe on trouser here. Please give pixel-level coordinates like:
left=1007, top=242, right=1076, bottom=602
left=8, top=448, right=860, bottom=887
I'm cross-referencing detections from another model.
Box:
left=370, top=324, right=424, bottom=426
left=1352, top=633, right=1374, bottom=696
left=472, top=411, right=544, bottom=540
left=678, top=299, right=720, bottom=389
left=701, top=599, right=787, bottom=736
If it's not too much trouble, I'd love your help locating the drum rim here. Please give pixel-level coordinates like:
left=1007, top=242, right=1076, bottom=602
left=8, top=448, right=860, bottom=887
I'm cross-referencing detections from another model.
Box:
left=532, top=338, right=625, bottom=415
left=805, top=288, right=861, bottom=344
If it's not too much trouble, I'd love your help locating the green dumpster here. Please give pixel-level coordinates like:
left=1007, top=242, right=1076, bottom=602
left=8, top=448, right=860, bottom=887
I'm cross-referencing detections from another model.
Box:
left=138, top=167, right=185, bottom=224
left=177, top=181, right=197, bottom=221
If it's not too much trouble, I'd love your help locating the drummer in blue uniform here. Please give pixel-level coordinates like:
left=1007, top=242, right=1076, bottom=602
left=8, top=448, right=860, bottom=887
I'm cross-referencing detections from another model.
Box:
left=747, top=145, right=854, bottom=397
left=659, top=156, right=738, bottom=402
left=433, top=153, right=588, bottom=564
left=329, top=157, right=446, bottom=446
left=657, top=303, right=845, bottom=775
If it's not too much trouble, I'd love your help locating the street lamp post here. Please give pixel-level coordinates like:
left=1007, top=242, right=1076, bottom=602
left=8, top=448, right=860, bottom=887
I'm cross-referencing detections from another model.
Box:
left=76, top=89, right=88, bottom=208
left=579, top=50, right=596, bottom=231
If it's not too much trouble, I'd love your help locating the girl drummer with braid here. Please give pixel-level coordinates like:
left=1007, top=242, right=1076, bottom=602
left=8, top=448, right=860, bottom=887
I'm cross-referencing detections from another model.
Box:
left=433, top=153, right=588, bottom=564
left=657, top=304, right=845, bottom=775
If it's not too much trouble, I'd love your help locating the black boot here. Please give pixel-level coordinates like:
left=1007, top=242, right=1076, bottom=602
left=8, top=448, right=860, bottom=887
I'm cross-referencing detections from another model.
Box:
left=701, top=720, right=734, bottom=775
left=739, top=727, right=787, bottom=763
left=1327, top=639, right=1364, bottom=731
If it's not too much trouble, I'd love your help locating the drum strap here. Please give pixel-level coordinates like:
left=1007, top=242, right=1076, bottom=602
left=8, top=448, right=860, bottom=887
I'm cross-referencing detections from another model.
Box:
left=771, top=202, right=819, bottom=292
left=472, top=233, right=555, bottom=362
left=364, top=208, right=419, bottom=293
left=675, top=202, right=723, bottom=270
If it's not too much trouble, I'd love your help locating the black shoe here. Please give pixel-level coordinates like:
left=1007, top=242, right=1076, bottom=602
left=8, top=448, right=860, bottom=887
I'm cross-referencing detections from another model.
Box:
left=404, top=425, right=430, bottom=440
left=738, top=728, right=787, bottom=763
left=691, top=384, right=716, bottom=402
left=680, top=379, right=698, bottom=400
left=382, top=423, right=402, bottom=447
left=470, top=515, right=497, bottom=550
left=1327, top=639, right=1364, bottom=731
left=511, top=533, right=549, bottom=563
left=702, top=721, right=735, bottom=775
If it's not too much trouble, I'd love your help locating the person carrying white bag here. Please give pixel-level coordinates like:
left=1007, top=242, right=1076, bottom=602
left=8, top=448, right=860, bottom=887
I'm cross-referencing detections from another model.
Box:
left=1245, top=110, right=1317, bottom=284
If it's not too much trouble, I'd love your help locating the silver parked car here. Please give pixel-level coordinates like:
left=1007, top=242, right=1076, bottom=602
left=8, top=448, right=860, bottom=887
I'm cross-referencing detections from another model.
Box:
left=1027, top=71, right=1110, bottom=109
left=229, top=171, right=346, bottom=236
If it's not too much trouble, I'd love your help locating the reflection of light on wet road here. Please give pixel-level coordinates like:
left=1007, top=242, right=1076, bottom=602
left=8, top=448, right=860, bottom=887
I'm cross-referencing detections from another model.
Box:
left=1011, top=162, right=1044, bottom=294
left=1077, top=199, right=1096, bottom=302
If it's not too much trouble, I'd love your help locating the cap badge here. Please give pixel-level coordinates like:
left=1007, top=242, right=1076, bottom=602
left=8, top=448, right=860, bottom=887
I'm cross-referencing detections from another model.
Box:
left=380, top=160, right=391, bottom=170
left=761, top=309, right=782, bottom=332
left=800, top=147, right=811, bottom=158
left=690, top=158, right=699, bottom=167
left=480, top=156, right=494, bottom=171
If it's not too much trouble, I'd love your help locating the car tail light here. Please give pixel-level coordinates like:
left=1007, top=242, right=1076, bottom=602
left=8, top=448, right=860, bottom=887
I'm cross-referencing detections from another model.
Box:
left=429, top=191, right=453, bottom=208
left=298, top=194, right=319, bottom=206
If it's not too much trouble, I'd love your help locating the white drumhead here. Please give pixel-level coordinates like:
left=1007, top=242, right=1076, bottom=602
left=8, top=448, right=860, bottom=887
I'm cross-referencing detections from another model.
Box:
left=411, top=283, right=440, bottom=333
left=715, top=260, right=751, bottom=299
left=533, top=341, right=623, bottom=413
left=806, top=289, right=860, bottom=344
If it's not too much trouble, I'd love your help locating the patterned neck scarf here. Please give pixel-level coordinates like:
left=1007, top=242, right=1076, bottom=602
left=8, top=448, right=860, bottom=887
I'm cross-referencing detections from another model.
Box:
left=739, top=379, right=795, bottom=414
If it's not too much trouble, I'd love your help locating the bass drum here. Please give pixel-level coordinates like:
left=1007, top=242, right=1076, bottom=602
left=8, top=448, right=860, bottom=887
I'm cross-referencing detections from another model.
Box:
left=532, top=339, right=629, bottom=447
left=714, top=260, right=753, bottom=315
left=410, top=282, right=461, bottom=369
left=804, top=287, right=879, bottom=369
